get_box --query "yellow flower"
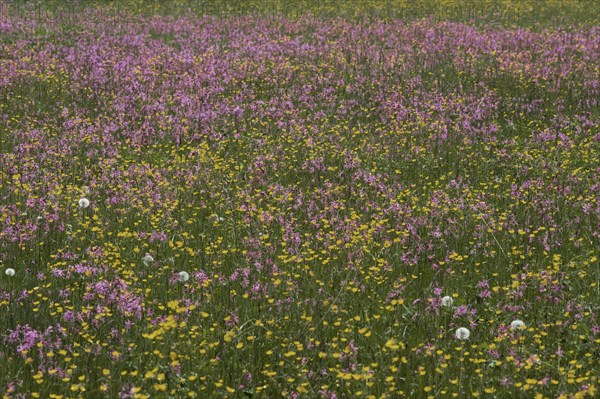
[153,383,167,391]
[385,338,404,350]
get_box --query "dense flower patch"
[1,7,599,398]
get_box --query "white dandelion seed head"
[5,268,15,277]
[210,214,224,222]
[455,327,470,340]
[142,253,154,266]
[441,295,454,307]
[78,198,90,209]
[510,319,526,330]
[178,271,190,282]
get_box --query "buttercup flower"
[78,198,90,209]
[455,327,470,340]
[5,268,15,276]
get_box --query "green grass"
[3,0,600,27]
[0,1,599,398]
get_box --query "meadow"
[1,1,599,398]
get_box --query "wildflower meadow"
[1,1,599,398]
